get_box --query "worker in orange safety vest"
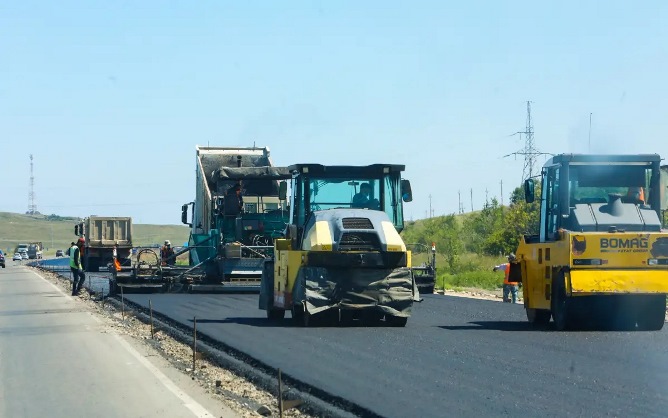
[493,253,519,303]
[627,186,645,204]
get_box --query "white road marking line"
[112,333,216,418]
[32,266,217,418]
[31,268,72,299]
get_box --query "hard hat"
[165,240,171,245]
[77,237,85,243]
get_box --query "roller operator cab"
[517,154,668,330]
[259,164,417,327]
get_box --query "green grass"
[0,212,190,256]
[409,248,508,291]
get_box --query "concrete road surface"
[0,266,237,418]
[124,292,668,418]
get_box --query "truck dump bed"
[86,217,132,247]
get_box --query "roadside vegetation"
[402,183,541,291]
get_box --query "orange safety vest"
[502,263,519,285]
[627,187,645,203]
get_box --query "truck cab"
[517,154,668,330]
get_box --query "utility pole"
[458,190,464,214]
[504,101,552,183]
[470,188,473,212]
[485,188,489,207]
[429,194,432,218]
[27,154,37,215]
[500,180,504,206]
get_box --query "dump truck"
[259,164,419,327]
[27,242,43,259]
[74,216,133,272]
[515,154,668,330]
[180,146,291,292]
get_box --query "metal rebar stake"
[120,285,125,321]
[149,299,154,339]
[278,368,284,418]
[192,316,197,377]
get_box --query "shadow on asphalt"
[187,317,293,327]
[438,321,551,332]
[188,317,394,328]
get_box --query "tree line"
[402,182,541,275]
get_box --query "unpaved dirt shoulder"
[35,268,316,418]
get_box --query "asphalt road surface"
[123,292,668,417]
[0,265,236,418]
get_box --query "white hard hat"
[165,240,171,245]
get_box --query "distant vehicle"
[20,251,29,260]
[0,250,5,268]
[16,244,29,254]
[55,249,64,257]
[27,242,43,259]
[13,253,22,261]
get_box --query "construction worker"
[112,244,121,272]
[627,186,645,204]
[69,241,86,296]
[161,240,175,266]
[352,183,380,209]
[224,182,244,214]
[76,237,86,270]
[493,253,519,303]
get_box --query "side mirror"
[524,179,535,203]
[181,204,191,226]
[74,225,79,236]
[279,181,287,201]
[401,179,413,202]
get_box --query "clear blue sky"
[2,1,667,224]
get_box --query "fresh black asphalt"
[123,292,668,418]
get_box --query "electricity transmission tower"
[27,154,38,215]
[504,101,552,182]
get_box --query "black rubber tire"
[386,315,408,327]
[551,272,571,331]
[86,257,100,273]
[636,295,666,331]
[291,303,305,325]
[526,308,551,326]
[267,308,286,320]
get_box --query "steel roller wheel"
[636,295,666,331]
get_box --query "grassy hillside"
[402,213,508,291]
[0,212,189,256]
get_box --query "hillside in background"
[400,183,541,290]
[0,212,189,255]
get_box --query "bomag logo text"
[600,238,649,249]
